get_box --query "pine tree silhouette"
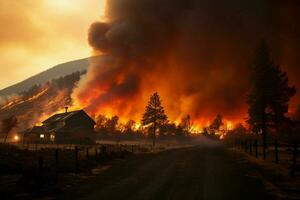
[247,41,296,159]
[142,92,168,147]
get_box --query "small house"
[24,109,96,144]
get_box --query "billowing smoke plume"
[73,0,300,126]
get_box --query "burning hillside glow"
[0,85,72,131]
[71,0,261,128]
[0,87,50,111]
[71,0,300,130]
[2,0,297,133]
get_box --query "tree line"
[227,41,299,156]
[95,92,195,146]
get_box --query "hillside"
[0,58,89,97]
[0,71,85,132]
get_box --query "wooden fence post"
[75,146,79,174]
[95,147,98,159]
[291,142,298,177]
[86,147,89,159]
[38,156,43,189]
[263,140,267,160]
[274,140,279,164]
[101,145,107,155]
[55,149,59,183]
[249,140,252,155]
[255,139,258,158]
[241,140,243,151]
[107,145,110,154]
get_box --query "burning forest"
[1,1,300,199]
[0,72,84,133]
[1,0,300,139]
[70,0,300,134]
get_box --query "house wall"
[23,132,53,144]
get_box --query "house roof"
[42,110,95,125]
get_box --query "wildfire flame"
[5,0,299,136]
[68,1,257,132]
[0,87,49,111]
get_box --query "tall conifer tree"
[247,41,296,159]
[142,92,168,147]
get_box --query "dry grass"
[229,148,300,199]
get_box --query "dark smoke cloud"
[73,0,300,124]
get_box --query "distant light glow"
[14,135,19,141]
[40,134,45,138]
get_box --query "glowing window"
[50,134,55,141]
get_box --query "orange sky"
[0,0,106,89]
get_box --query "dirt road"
[58,145,273,200]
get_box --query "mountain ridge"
[0,57,90,97]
